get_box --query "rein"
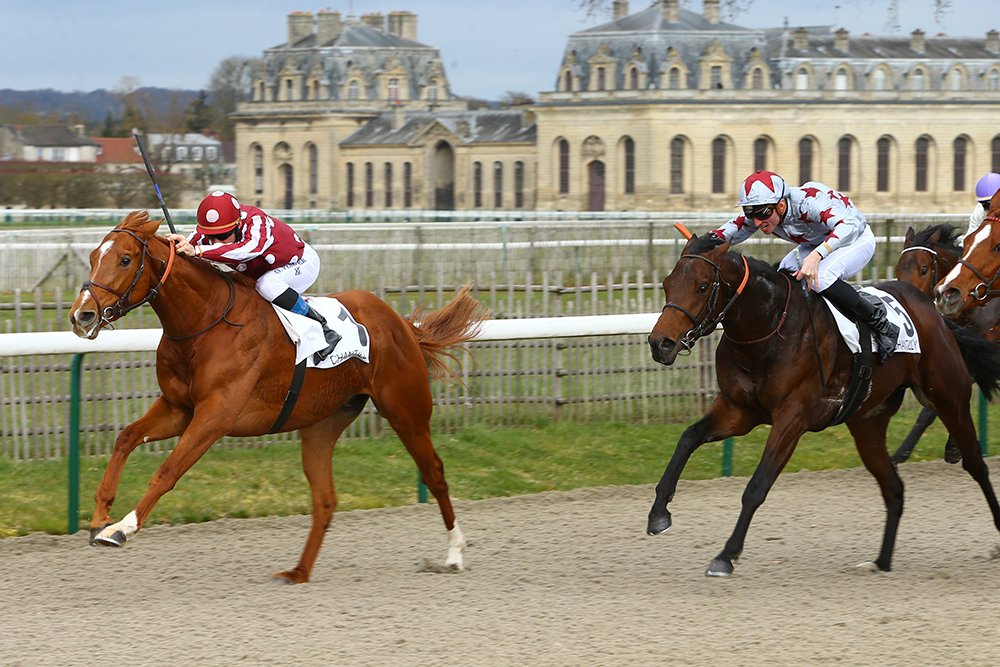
[722,271,792,345]
[663,253,750,354]
[80,229,176,332]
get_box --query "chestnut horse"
[936,188,1000,318]
[69,210,489,583]
[892,224,1000,463]
[646,233,1000,577]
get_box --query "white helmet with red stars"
[737,170,789,207]
[196,191,242,236]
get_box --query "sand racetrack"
[2,458,999,666]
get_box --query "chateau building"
[234,2,1000,213]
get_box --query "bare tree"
[209,56,260,142]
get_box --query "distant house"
[145,132,234,187]
[0,124,100,162]
[93,137,145,174]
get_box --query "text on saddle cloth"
[272,297,371,369]
[822,287,920,355]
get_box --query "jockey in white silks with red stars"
[709,170,899,364]
[166,191,340,362]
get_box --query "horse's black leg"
[706,421,802,577]
[647,400,759,536]
[847,415,904,572]
[890,406,937,464]
[943,436,962,464]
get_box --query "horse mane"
[912,224,962,253]
[687,233,780,282]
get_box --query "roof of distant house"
[4,124,99,147]
[93,137,144,165]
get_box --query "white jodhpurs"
[777,226,875,293]
[255,243,321,301]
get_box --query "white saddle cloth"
[822,286,921,355]
[272,297,371,369]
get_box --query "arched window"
[795,68,809,90]
[915,137,930,192]
[596,67,606,91]
[834,68,849,91]
[403,162,413,208]
[911,70,925,91]
[877,137,891,192]
[473,161,483,208]
[308,144,318,196]
[710,65,722,89]
[752,68,764,90]
[949,69,963,92]
[428,80,439,102]
[623,136,635,195]
[563,70,573,92]
[493,162,503,208]
[837,137,852,191]
[711,138,726,194]
[953,137,967,191]
[253,145,264,194]
[387,78,399,102]
[669,67,681,90]
[364,162,374,207]
[558,139,570,195]
[629,67,639,90]
[753,138,768,171]
[384,162,393,207]
[798,137,814,183]
[670,137,684,194]
[989,69,1000,92]
[514,161,525,208]
[348,80,360,100]
[346,162,355,207]
[872,69,887,91]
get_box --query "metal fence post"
[68,353,84,534]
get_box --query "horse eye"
[698,283,709,294]
[920,266,928,275]
[119,256,131,267]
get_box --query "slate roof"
[284,21,429,49]
[6,124,99,147]
[341,110,536,146]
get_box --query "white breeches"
[777,226,875,293]
[255,243,321,301]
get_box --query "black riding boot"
[820,279,899,365]
[273,288,342,363]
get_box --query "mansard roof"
[340,110,536,146]
[580,2,749,34]
[280,20,429,50]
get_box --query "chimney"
[73,124,85,137]
[910,29,926,54]
[613,0,628,20]
[835,28,849,52]
[661,0,679,24]
[703,0,720,25]
[287,11,313,47]
[361,12,385,31]
[387,11,418,41]
[793,27,808,50]
[987,29,1000,54]
[316,10,342,45]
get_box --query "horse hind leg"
[371,375,464,571]
[272,394,368,585]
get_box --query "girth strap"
[828,323,874,427]
[268,359,308,434]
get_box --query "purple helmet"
[974,172,1000,199]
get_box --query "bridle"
[80,229,175,335]
[662,252,750,354]
[898,244,940,294]
[955,215,1000,302]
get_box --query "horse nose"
[934,285,961,314]
[647,333,676,363]
[71,308,96,329]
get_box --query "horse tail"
[409,285,491,380]
[947,319,1000,400]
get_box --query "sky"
[1,0,994,100]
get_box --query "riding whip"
[133,132,177,234]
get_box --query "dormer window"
[563,70,573,91]
[348,80,360,100]
[388,78,399,102]
[597,67,606,91]
[669,67,681,89]
[629,67,639,90]
[710,66,722,89]
[911,69,925,91]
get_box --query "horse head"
[648,233,736,366]
[935,189,1000,318]
[894,224,961,297]
[70,210,171,339]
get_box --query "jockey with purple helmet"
[960,173,1000,244]
[710,170,899,364]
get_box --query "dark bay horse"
[69,210,489,583]
[892,224,1000,463]
[936,188,1000,318]
[646,233,1000,577]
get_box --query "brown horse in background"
[69,210,489,583]
[936,188,1000,319]
[892,224,1000,464]
[646,233,1000,577]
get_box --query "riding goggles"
[980,199,991,210]
[742,204,775,221]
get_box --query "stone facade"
[234,3,1000,213]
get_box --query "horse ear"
[928,227,942,243]
[904,227,915,244]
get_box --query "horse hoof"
[646,513,672,536]
[88,523,113,546]
[943,447,962,464]
[92,530,127,548]
[270,570,307,584]
[855,561,888,573]
[705,557,734,577]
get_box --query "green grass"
[1,406,993,537]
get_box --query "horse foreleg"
[848,412,904,572]
[707,415,804,577]
[889,405,937,464]
[934,404,1000,534]
[648,398,758,536]
[92,413,231,548]
[89,397,190,543]
[272,396,367,584]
